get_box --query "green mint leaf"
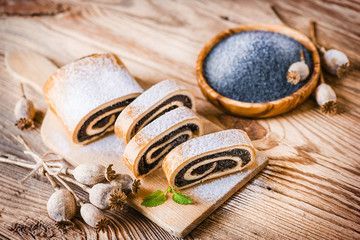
[165,186,173,193]
[172,190,194,205]
[141,190,166,207]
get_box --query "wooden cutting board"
[7,50,268,238]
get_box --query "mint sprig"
[141,186,193,207]
[171,190,194,205]
[141,190,167,207]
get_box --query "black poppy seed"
[203,31,314,103]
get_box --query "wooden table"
[1,0,359,239]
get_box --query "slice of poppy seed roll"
[43,53,143,145]
[115,79,196,143]
[123,107,203,178]
[163,129,256,190]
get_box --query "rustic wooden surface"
[0,0,359,239]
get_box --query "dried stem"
[54,174,83,205]
[271,5,288,27]
[24,151,54,173]
[309,20,317,44]
[20,83,26,99]
[0,156,35,169]
[17,135,83,204]
[300,50,305,62]
[42,153,68,169]
[42,152,62,161]
[19,162,43,184]
[18,136,54,173]
[60,174,90,192]
[45,172,60,191]
[319,69,325,84]
[309,20,325,54]
[16,137,64,169]
[45,160,66,169]
[0,155,64,172]
[0,154,31,164]
[63,168,73,175]
[17,136,34,154]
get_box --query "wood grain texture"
[1,0,360,239]
[196,23,320,118]
[5,50,58,94]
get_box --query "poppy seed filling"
[130,95,192,139]
[174,149,251,187]
[138,123,199,176]
[77,98,135,142]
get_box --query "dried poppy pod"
[88,183,127,210]
[110,174,141,195]
[47,189,77,222]
[80,203,110,232]
[14,84,35,130]
[62,162,116,185]
[88,183,114,210]
[314,70,337,115]
[309,21,351,79]
[109,188,127,210]
[287,50,309,85]
[60,174,127,211]
[322,49,351,78]
[315,82,337,114]
[110,174,133,195]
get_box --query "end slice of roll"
[43,53,143,144]
[123,107,203,178]
[163,129,256,190]
[115,79,196,143]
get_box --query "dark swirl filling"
[138,123,199,176]
[77,98,136,143]
[174,149,251,187]
[130,95,192,139]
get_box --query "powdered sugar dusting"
[41,110,129,173]
[81,134,126,159]
[47,54,143,132]
[140,106,201,140]
[121,79,190,117]
[185,167,253,202]
[42,112,72,154]
[175,129,253,161]
[184,151,266,202]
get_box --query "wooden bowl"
[196,23,320,118]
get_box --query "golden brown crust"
[43,70,71,136]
